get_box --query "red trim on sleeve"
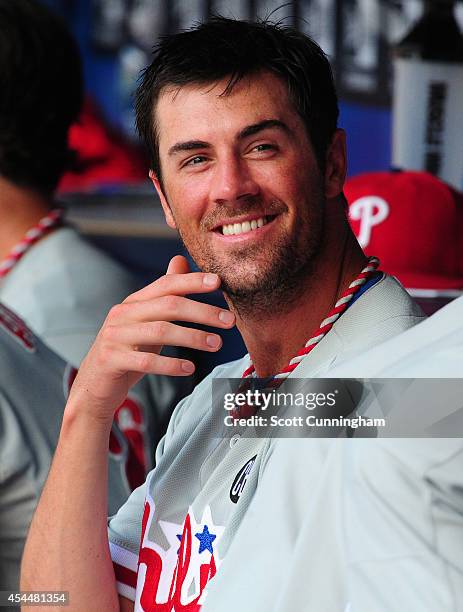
[113,562,138,589]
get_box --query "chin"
[216,264,266,292]
[220,272,274,300]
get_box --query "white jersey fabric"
[0,225,143,367]
[0,304,154,596]
[108,274,424,610]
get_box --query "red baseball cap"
[345,170,463,295]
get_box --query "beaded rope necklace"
[230,256,380,419]
[0,208,64,278]
[242,256,380,381]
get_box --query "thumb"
[166,255,191,275]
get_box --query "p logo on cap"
[349,196,390,248]
[345,170,463,295]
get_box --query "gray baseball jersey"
[0,304,154,595]
[204,297,463,611]
[108,273,424,609]
[0,225,140,366]
[327,293,463,378]
[206,438,463,612]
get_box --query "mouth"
[214,214,278,236]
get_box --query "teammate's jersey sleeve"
[0,392,39,592]
[0,307,65,594]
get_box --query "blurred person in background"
[0,302,156,603]
[0,1,192,594]
[0,0,144,366]
[0,0,191,457]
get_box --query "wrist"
[62,394,115,435]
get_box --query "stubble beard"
[175,194,326,319]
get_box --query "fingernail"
[219,310,234,324]
[181,361,195,373]
[206,334,220,348]
[203,273,219,287]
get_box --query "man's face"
[152,71,335,311]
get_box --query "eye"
[253,143,275,152]
[247,142,279,158]
[183,155,208,168]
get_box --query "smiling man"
[153,76,326,321]
[22,18,424,611]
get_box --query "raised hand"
[68,255,235,423]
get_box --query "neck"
[229,208,367,377]
[0,176,52,261]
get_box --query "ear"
[149,169,177,229]
[324,129,347,200]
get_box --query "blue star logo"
[195,525,216,554]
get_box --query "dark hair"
[136,16,339,180]
[0,0,83,194]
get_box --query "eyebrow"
[168,140,210,156]
[238,119,290,139]
[167,119,290,157]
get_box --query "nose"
[209,155,260,204]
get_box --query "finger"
[107,296,235,328]
[123,271,221,303]
[110,349,195,376]
[103,321,223,353]
[166,255,191,275]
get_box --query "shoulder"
[0,227,141,361]
[345,273,424,327]
[40,227,138,288]
[335,295,463,377]
[295,274,426,376]
[332,273,425,350]
[8,226,137,290]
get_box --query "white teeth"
[221,216,268,235]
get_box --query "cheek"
[268,152,319,199]
[275,172,310,207]
[165,178,210,226]
[249,164,294,204]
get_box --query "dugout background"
[35,0,463,372]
